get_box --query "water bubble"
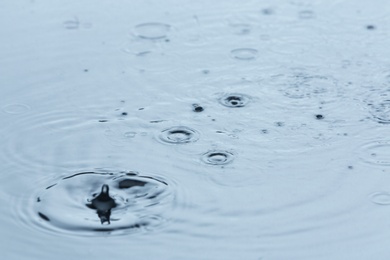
[370,192,390,205]
[219,94,250,108]
[358,141,390,166]
[201,150,234,165]
[31,171,173,236]
[365,90,390,124]
[2,104,30,114]
[230,48,258,60]
[134,23,171,40]
[158,126,200,144]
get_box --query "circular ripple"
[134,22,171,40]
[219,93,250,108]
[359,141,390,166]
[365,89,390,124]
[2,103,31,114]
[201,150,234,165]
[30,171,173,236]
[370,192,390,205]
[230,48,258,60]
[158,126,200,144]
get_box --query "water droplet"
[370,192,390,205]
[158,126,200,144]
[192,104,204,112]
[201,150,234,165]
[134,23,171,40]
[219,94,251,108]
[359,141,390,166]
[230,48,258,60]
[86,184,117,224]
[2,104,30,114]
[31,171,172,235]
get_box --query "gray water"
[1,0,390,259]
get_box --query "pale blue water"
[1,0,390,259]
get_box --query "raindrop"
[2,104,31,114]
[201,150,234,165]
[158,126,200,144]
[219,94,250,108]
[86,184,117,224]
[192,104,204,112]
[31,171,172,235]
[134,22,171,40]
[230,48,258,60]
[370,192,390,205]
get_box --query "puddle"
[1,0,390,259]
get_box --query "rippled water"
[2,0,390,259]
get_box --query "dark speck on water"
[192,104,204,112]
[38,212,50,221]
[121,112,128,116]
[366,25,376,30]
[316,114,324,120]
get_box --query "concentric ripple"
[369,192,390,205]
[201,150,234,165]
[2,103,31,114]
[134,22,171,40]
[219,93,251,108]
[158,126,200,144]
[358,140,390,166]
[365,89,390,124]
[30,171,173,236]
[230,48,258,60]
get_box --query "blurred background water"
[1,0,390,259]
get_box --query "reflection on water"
[1,0,390,259]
